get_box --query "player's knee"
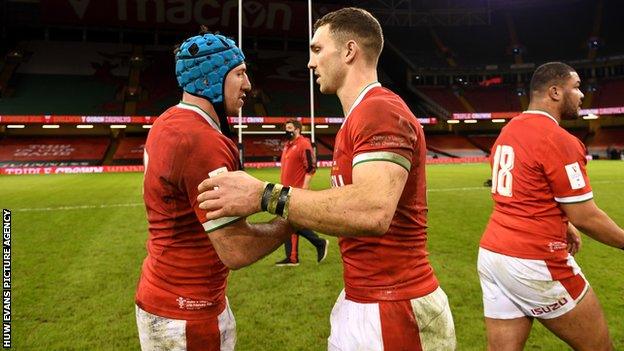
[487,338,525,351]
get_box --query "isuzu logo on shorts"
[530,297,568,316]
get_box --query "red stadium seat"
[113,137,146,161]
[425,134,487,157]
[0,136,110,165]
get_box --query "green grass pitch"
[2,161,623,350]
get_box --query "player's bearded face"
[560,72,584,120]
[285,123,297,139]
[223,63,251,115]
[561,93,578,120]
[308,25,345,94]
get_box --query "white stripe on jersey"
[202,216,241,233]
[554,191,593,203]
[342,82,382,127]
[352,151,411,171]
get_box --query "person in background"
[275,119,329,266]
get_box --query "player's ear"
[548,85,562,102]
[344,40,357,64]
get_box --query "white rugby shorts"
[477,247,589,320]
[328,287,456,351]
[136,299,236,351]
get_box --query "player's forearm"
[213,218,292,269]
[287,185,393,237]
[302,174,313,190]
[572,209,624,249]
[241,218,293,266]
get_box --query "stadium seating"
[1,41,128,114]
[0,136,110,166]
[134,50,180,115]
[586,128,624,158]
[600,1,624,56]
[418,87,468,113]
[383,27,447,68]
[425,134,487,157]
[433,19,510,67]
[591,128,624,147]
[511,3,592,63]
[569,129,589,143]
[0,134,336,166]
[466,135,498,153]
[593,79,624,108]
[112,136,145,164]
[3,74,119,114]
[314,137,334,160]
[253,85,339,117]
[462,86,522,112]
[241,136,283,161]
[388,2,615,68]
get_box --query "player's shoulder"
[352,88,412,123]
[505,113,560,138]
[297,135,312,147]
[149,108,186,144]
[358,87,401,109]
[152,106,232,153]
[161,105,214,126]
[553,124,580,141]
[525,118,584,158]
[161,106,222,135]
[540,120,583,150]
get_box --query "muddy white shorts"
[477,247,589,320]
[135,299,236,351]
[327,287,456,351]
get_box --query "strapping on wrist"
[260,182,292,219]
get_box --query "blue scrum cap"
[175,33,245,104]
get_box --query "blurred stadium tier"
[0,136,110,166]
[1,0,624,169]
[112,136,146,165]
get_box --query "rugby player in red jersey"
[479,62,624,351]
[197,8,456,350]
[136,30,292,350]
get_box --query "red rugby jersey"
[480,110,593,260]
[136,102,241,320]
[331,83,439,302]
[280,135,316,188]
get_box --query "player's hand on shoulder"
[197,171,264,219]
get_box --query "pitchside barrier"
[0,157,490,175]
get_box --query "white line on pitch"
[592,180,624,185]
[427,186,484,192]
[14,203,143,212]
